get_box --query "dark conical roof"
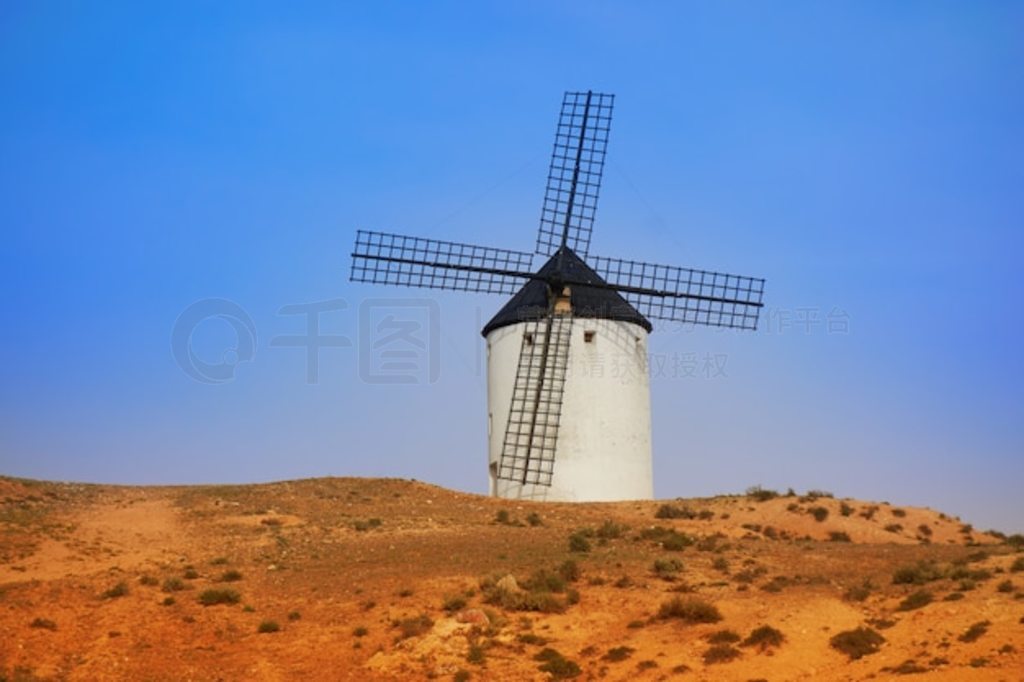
[481,247,652,337]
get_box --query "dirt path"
[1,495,187,583]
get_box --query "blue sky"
[1,3,1021,531]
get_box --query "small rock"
[456,609,490,626]
[496,574,521,593]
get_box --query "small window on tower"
[524,332,534,346]
[584,330,596,343]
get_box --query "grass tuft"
[656,596,722,623]
[957,620,990,643]
[534,648,581,678]
[703,644,741,664]
[198,588,240,606]
[741,625,785,649]
[745,486,779,502]
[830,627,885,660]
[602,646,635,662]
[896,590,933,612]
[102,582,129,599]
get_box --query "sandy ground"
[1,476,1021,681]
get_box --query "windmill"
[351,91,765,502]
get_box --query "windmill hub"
[351,91,765,502]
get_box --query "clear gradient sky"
[1,3,1021,531]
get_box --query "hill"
[1,476,1021,680]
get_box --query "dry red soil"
[1,476,1022,681]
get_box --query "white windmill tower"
[351,91,765,502]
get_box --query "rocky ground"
[1,476,1022,681]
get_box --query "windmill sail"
[496,313,573,487]
[536,91,613,260]
[590,254,766,330]
[351,230,535,295]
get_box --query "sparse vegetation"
[639,525,694,550]
[8,476,1020,680]
[443,594,468,612]
[595,519,627,540]
[557,559,580,583]
[162,578,185,593]
[568,532,591,554]
[885,523,903,533]
[526,512,543,527]
[891,508,906,517]
[897,590,933,611]
[707,629,741,644]
[830,627,885,660]
[219,569,243,582]
[958,620,990,643]
[353,518,382,532]
[655,504,695,519]
[30,617,57,630]
[602,646,635,662]
[395,614,433,640]
[257,620,280,633]
[746,486,779,502]
[892,562,945,585]
[703,644,741,664]
[480,569,573,614]
[656,596,722,623]
[844,581,873,602]
[742,625,785,649]
[198,588,240,606]
[653,558,683,579]
[889,660,927,674]
[466,643,485,665]
[534,648,581,679]
[808,506,829,522]
[517,632,548,645]
[102,582,129,599]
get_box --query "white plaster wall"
[485,318,653,502]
